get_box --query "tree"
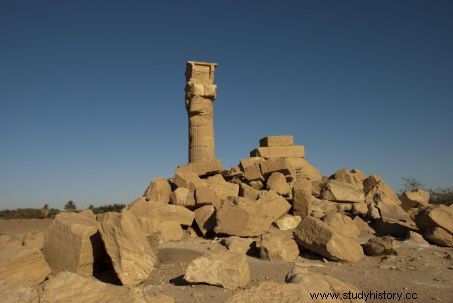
[64,200,77,212]
[399,177,424,194]
[88,204,94,210]
[41,203,49,218]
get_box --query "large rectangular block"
[250,145,305,159]
[176,160,222,177]
[259,136,294,147]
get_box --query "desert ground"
[0,218,452,303]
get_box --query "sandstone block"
[273,214,302,230]
[207,174,239,200]
[194,205,216,236]
[321,179,365,203]
[322,212,360,238]
[260,231,299,261]
[362,236,396,256]
[292,179,313,218]
[43,213,100,278]
[195,187,220,207]
[259,157,293,177]
[286,158,322,181]
[330,168,364,189]
[173,171,208,191]
[400,189,430,211]
[239,182,260,200]
[414,205,453,247]
[310,198,353,218]
[239,157,265,170]
[176,159,222,176]
[266,172,291,195]
[224,236,255,254]
[184,251,250,289]
[259,135,294,147]
[143,178,171,203]
[98,211,157,286]
[250,145,305,158]
[0,281,39,303]
[225,282,306,303]
[169,187,190,207]
[243,163,264,182]
[363,175,383,194]
[21,231,44,249]
[293,216,364,262]
[156,221,184,243]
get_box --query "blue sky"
[1,0,452,209]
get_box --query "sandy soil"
[1,219,452,303]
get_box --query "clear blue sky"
[1,0,452,210]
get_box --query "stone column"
[185,61,218,163]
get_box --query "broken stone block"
[259,157,293,177]
[286,158,322,181]
[403,231,430,248]
[215,192,290,237]
[321,179,365,203]
[250,145,305,158]
[413,205,453,247]
[43,213,101,278]
[285,267,365,301]
[156,221,184,243]
[260,231,299,261]
[239,182,260,200]
[363,175,382,194]
[352,216,375,234]
[184,251,250,289]
[330,168,364,189]
[176,159,222,177]
[194,205,216,236]
[0,281,39,303]
[127,197,194,228]
[195,187,220,207]
[224,236,255,254]
[173,171,208,191]
[310,198,353,218]
[143,177,172,203]
[206,174,239,200]
[259,135,294,147]
[98,211,157,286]
[292,179,313,218]
[266,172,291,195]
[273,214,302,230]
[239,157,265,170]
[243,163,264,182]
[249,180,264,190]
[0,243,51,287]
[293,216,364,262]
[169,187,190,207]
[322,212,360,238]
[21,231,44,249]
[400,189,430,211]
[362,236,396,256]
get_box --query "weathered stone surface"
[286,267,365,303]
[260,157,293,177]
[38,271,174,303]
[21,231,44,249]
[239,157,266,170]
[352,216,374,234]
[400,189,430,211]
[260,231,299,261]
[251,145,305,158]
[322,213,360,238]
[184,251,250,289]
[403,231,430,248]
[243,163,264,182]
[321,180,365,203]
[0,234,11,246]
[0,244,51,286]
[225,282,305,303]
[293,216,364,262]
[239,182,260,200]
[414,205,453,247]
[207,174,239,200]
[286,158,322,181]
[366,183,411,224]
[362,236,396,256]
[79,209,96,219]
[310,198,353,218]
[98,211,157,286]
[156,221,184,243]
[249,180,264,190]
[292,179,313,218]
[215,191,290,237]
[0,281,39,303]
[173,171,208,191]
[259,135,294,147]
[127,197,194,228]
[330,168,364,189]
[43,213,100,278]
[274,214,302,230]
[176,159,222,176]
[194,205,216,236]
[195,187,220,207]
[170,187,191,207]
[224,236,255,254]
[266,172,290,195]
[363,175,382,194]
[144,178,171,203]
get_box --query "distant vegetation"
[0,202,126,219]
[400,177,453,205]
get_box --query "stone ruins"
[1,61,452,302]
